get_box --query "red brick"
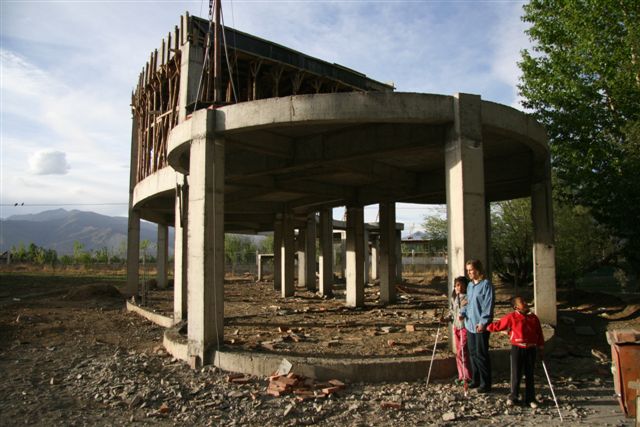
[322,386,340,395]
[328,379,345,389]
[227,373,245,382]
[381,401,402,410]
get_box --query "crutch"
[460,334,469,396]
[542,360,563,421]
[426,326,441,388]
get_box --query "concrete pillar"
[186,130,225,366]
[364,227,370,282]
[126,210,140,297]
[156,223,169,289]
[345,206,365,307]
[395,230,403,283]
[178,41,204,122]
[174,178,188,321]
[305,213,317,291]
[318,208,333,296]
[370,237,379,281]
[126,110,140,297]
[445,93,487,297]
[281,213,295,297]
[297,228,306,287]
[340,233,346,279]
[257,254,263,281]
[273,218,283,291]
[379,202,397,304]
[532,159,557,326]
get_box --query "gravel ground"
[0,270,637,426]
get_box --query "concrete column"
[318,208,333,297]
[370,237,379,281]
[340,233,346,279]
[186,129,225,366]
[156,223,169,289]
[173,178,188,321]
[379,202,397,304]
[126,210,141,297]
[445,93,487,297]
[532,160,557,326]
[305,212,317,291]
[364,227,370,283]
[178,41,204,122]
[126,110,140,297]
[273,218,283,291]
[345,206,365,307]
[281,213,295,297]
[297,228,307,288]
[395,230,403,283]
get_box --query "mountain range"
[0,209,164,256]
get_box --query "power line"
[1,203,128,207]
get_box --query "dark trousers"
[510,345,537,403]
[467,330,491,389]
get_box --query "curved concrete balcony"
[165,92,548,233]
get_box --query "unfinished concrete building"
[127,12,556,374]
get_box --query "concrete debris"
[7,331,621,426]
[442,411,456,421]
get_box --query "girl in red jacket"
[487,296,544,408]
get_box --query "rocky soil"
[0,268,638,426]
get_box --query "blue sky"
[0,0,531,231]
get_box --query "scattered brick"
[328,379,345,389]
[322,386,340,395]
[380,401,402,410]
[227,373,245,382]
[405,324,416,332]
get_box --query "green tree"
[491,199,533,286]
[519,0,640,271]
[225,234,257,273]
[422,215,447,242]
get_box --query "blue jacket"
[462,278,494,333]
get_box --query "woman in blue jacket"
[460,259,495,393]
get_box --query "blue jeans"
[467,330,492,389]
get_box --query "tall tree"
[519,0,640,270]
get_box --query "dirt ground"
[1,266,639,426]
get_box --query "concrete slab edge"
[126,300,177,328]
[161,323,555,382]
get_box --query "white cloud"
[28,150,70,175]
[0,1,534,224]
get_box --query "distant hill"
[0,209,166,256]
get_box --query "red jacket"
[487,310,544,348]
